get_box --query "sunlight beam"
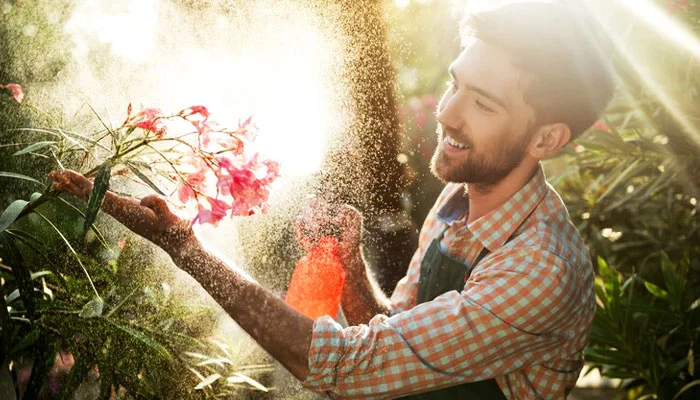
[613,0,700,61]
[583,0,700,149]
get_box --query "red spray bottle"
[285,236,345,319]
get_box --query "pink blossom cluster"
[1,83,24,103]
[123,105,280,226]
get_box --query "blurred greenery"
[552,1,700,398]
[0,2,271,399]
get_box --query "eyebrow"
[449,66,509,109]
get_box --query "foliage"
[0,2,275,398]
[586,256,699,399]
[385,0,461,224]
[0,187,271,398]
[551,1,700,398]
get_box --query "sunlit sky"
[63,0,342,178]
[58,0,700,182]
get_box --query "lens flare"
[582,0,700,148]
[62,0,342,177]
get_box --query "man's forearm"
[170,241,314,380]
[341,250,392,326]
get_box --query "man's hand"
[49,170,196,255]
[295,197,391,324]
[294,196,363,266]
[50,169,315,381]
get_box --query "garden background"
[0,0,698,399]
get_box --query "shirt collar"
[436,165,548,251]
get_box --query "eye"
[475,99,495,113]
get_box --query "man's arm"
[296,202,391,325]
[303,250,584,399]
[339,246,391,325]
[50,171,313,380]
[169,240,314,380]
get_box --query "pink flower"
[193,196,231,225]
[230,116,256,141]
[593,121,611,133]
[179,105,213,144]
[179,105,210,119]
[1,83,24,103]
[177,163,208,203]
[664,0,688,11]
[216,155,278,216]
[422,94,437,108]
[415,111,427,129]
[262,160,280,183]
[126,108,167,137]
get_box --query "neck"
[465,159,539,224]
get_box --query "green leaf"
[29,192,42,203]
[10,328,40,354]
[13,141,56,156]
[5,289,19,303]
[644,281,670,301]
[4,230,52,268]
[105,319,172,361]
[688,348,695,376]
[228,373,268,392]
[125,161,166,195]
[30,271,52,280]
[0,172,42,186]
[1,234,36,319]
[79,297,103,318]
[55,127,110,151]
[86,103,112,130]
[195,373,221,390]
[83,160,111,235]
[598,257,621,319]
[52,196,109,249]
[33,211,100,298]
[598,367,636,380]
[672,379,700,400]
[660,252,682,308]
[598,159,642,206]
[687,297,700,313]
[0,200,29,232]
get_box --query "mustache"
[437,123,472,147]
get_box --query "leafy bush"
[552,1,700,398]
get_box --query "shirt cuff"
[302,315,346,393]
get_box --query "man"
[50,1,615,398]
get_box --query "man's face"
[430,39,537,185]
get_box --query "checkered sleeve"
[301,248,580,399]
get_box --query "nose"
[435,92,463,132]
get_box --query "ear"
[527,123,571,160]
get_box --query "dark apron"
[398,229,508,400]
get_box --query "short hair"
[461,1,616,139]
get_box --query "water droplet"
[23,24,38,37]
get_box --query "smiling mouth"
[443,136,470,150]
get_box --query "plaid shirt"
[302,165,595,399]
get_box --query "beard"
[430,125,532,186]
